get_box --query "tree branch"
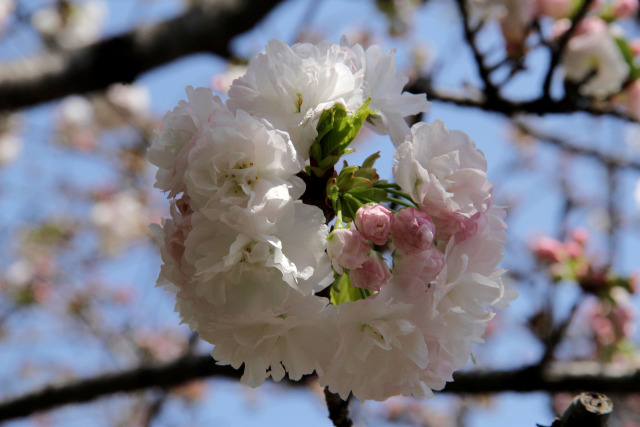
[0,0,284,112]
[541,0,594,99]
[2,353,640,422]
[454,0,499,100]
[324,387,353,427]
[550,392,613,427]
[408,78,640,124]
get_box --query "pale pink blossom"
[349,252,391,291]
[211,64,248,95]
[565,240,583,258]
[183,101,303,213]
[326,228,371,274]
[614,0,639,18]
[560,17,629,98]
[92,83,151,129]
[498,0,537,56]
[571,227,589,245]
[148,87,221,198]
[150,202,194,291]
[31,0,106,49]
[319,296,432,400]
[393,121,492,242]
[227,39,364,157]
[532,236,566,263]
[90,190,151,254]
[345,41,432,146]
[184,204,332,298]
[355,204,393,245]
[393,246,445,286]
[391,208,436,254]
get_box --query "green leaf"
[341,196,361,222]
[347,186,389,203]
[310,98,374,176]
[361,151,381,169]
[615,37,640,81]
[354,166,379,181]
[326,176,339,207]
[330,272,373,305]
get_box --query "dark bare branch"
[550,392,613,427]
[324,387,353,427]
[408,77,640,124]
[0,0,284,112]
[2,353,640,423]
[541,0,594,99]
[454,0,499,100]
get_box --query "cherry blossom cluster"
[475,0,640,112]
[532,228,636,297]
[149,38,515,401]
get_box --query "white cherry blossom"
[184,103,304,214]
[227,39,364,157]
[560,17,629,98]
[347,42,432,147]
[147,87,224,197]
[393,120,492,241]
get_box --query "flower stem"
[387,197,416,208]
[343,193,364,208]
[385,188,414,201]
[335,198,344,229]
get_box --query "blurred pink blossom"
[614,0,639,18]
[531,236,566,263]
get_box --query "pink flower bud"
[349,252,391,292]
[166,213,192,265]
[391,208,436,254]
[570,227,589,245]
[614,0,638,18]
[355,204,394,245]
[574,16,608,38]
[326,228,370,274]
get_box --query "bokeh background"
[1,0,640,425]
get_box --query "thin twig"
[542,0,594,99]
[3,354,640,422]
[454,0,499,100]
[0,0,285,111]
[324,387,353,427]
